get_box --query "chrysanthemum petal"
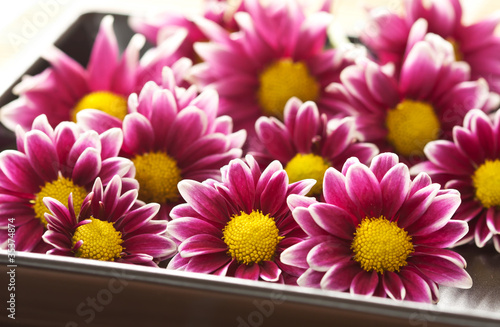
[72,148,101,186]
[320,258,362,291]
[297,268,324,288]
[25,130,59,181]
[122,113,154,154]
[399,268,432,303]
[409,255,472,289]
[350,270,379,296]
[178,234,227,257]
[123,234,176,258]
[260,261,281,282]
[309,203,356,240]
[168,217,222,241]
[346,164,383,218]
[14,220,44,252]
[185,252,231,274]
[306,240,352,272]
[413,220,468,248]
[382,271,405,301]
[0,150,43,193]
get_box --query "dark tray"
[0,11,499,327]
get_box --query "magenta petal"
[260,170,287,217]
[123,234,176,259]
[76,109,122,134]
[120,203,159,232]
[255,117,295,162]
[382,271,405,301]
[87,16,119,90]
[293,101,320,153]
[226,159,255,213]
[25,130,59,181]
[42,230,71,249]
[178,234,227,258]
[399,268,432,303]
[350,270,379,296]
[72,148,101,186]
[413,220,468,248]
[400,42,439,99]
[280,236,328,269]
[486,207,500,234]
[407,190,461,236]
[122,113,154,154]
[260,261,281,282]
[99,128,123,160]
[380,163,410,219]
[309,203,356,240]
[0,151,43,193]
[14,220,44,252]
[320,258,362,291]
[297,268,324,288]
[185,252,231,274]
[322,168,356,214]
[291,207,328,237]
[177,180,229,226]
[409,255,472,289]
[235,263,260,280]
[306,240,351,272]
[346,163,383,218]
[167,217,222,241]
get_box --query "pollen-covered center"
[257,59,320,119]
[132,151,182,204]
[472,159,500,208]
[222,210,284,265]
[351,217,414,273]
[72,217,123,261]
[33,176,87,227]
[72,91,128,122]
[386,99,441,157]
[285,153,329,196]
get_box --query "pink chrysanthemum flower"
[42,175,176,266]
[167,155,315,284]
[252,97,378,197]
[330,32,498,164]
[77,67,246,221]
[360,0,500,93]
[189,0,356,133]
[411,109,500,252]
[0,15,186,131]
[0,115,135,252]
[129,0,244,62]
[281,153,472,303]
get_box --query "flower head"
[167,155,315,284]
[77,67,246,220]
[331,32,498,164]
[189,0,357,134]
[42,175,176,266]
[129,0,244,61]
[0,15,186,131]
[281,153,472,303]
[0,115,135,252]
[361,0,500,93]
[411,109,500,252]
[252,97,378,196]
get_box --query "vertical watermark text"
[6,217,16,320]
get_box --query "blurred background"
[0,0,499,95]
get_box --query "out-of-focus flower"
[77,67,246,221]
[360,0,500,93]
[281,153,472,303]
[0,15,187,131]
[411,109,500,252]
[0,115,135,252]
[252,97,378,197]
[189,0,357,134]
[330,31,498,164]
[167,155,315,284]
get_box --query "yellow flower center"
[284,153,329,196]
[222,210,284,265]
[72,91,128,122]
[71,217,123,261]
[131,151,182,204]
[386,99,441,157]
[33,176,87,227]
[257,59,320,119]
[351,216,414,274]
[472,159,500,208]
[447,37,463,62]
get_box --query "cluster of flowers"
[2,0,500,304]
